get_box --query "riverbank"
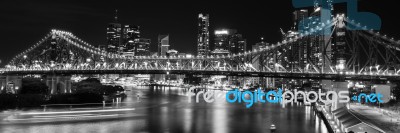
[314,104,334,133]
[349,103,400,133]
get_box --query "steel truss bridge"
[2,15,400,81]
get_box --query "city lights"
[0,1,399,133]
[215,30,229,35]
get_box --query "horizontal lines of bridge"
[1,69,399,81]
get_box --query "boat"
[270,124,277,132]
[0,108,143,125]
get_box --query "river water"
[0,86,328,133]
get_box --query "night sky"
[0,0,399,66]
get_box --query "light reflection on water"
[0,86,328,133]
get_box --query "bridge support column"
[46,76,51,93]
[53,76,59,94]
[0,75,22,94]
[65,79,72,93]
[60,76,72,93]
[46,75,54,94]
[259,77,267,88]
[46,75,72,94]
[0,76,6,94]
[266,77,275,88]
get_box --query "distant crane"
[280,28,287,39]
[280,28,286,36]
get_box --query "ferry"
[270,124,277,132]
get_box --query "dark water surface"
[0,86,328,133]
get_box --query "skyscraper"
[158,35,169,56]
[252,37,269,51]
[122,25,140,55]
[212,29,246,55]
[197,13,210,57]
[292,10,309,71]
[107,23,122,54]
[135,38,151,56]
[106,10,122,54]
[293,9,309,32]
[212,29,236,56]
[308,3,332,72]
[229,33,246,54]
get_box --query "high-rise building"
[213,29,236,56]
[197,13,210,56]
[98,45,107,52]
[107,23,122,54]
[135,38,151,56]
[252,37,269,51]
[287,10,310,72]
[122,25,140,55]
[212,29,246,55]
[308,4,332,72]
[229,33,247,54]
[158,35,169,56]
[250,37,275,88]
[106,10,122,54]
[293,9,309,32]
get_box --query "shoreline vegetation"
[0,78,126,110]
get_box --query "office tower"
[98,45,107,52]
[197,13,210,56]
[135,38,151,56]
[106,10,122,54]
[309,2,332,73]
[122,25,140,55]
[212,29,236,56]
[293,9,309,32]
[291,10,309,71]
[252,37,270,51]
[252,37,272,69]
[212,29,246,55]
[158,35,169,56]
[106,23,122,54]
[229,33,247,54]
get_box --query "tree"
[100,85,124,95]
[20,78,49,94]
[74,78,103,94]
[73,78,124,95]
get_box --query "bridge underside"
[1,70,398,81]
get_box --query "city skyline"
[2,1,400,133]
[0,0,398,65]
